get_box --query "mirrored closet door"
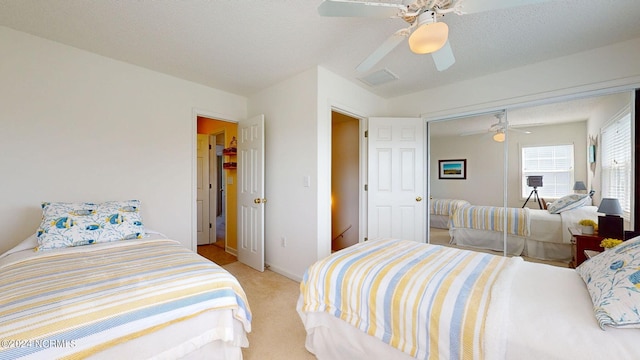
[427,90,634,265]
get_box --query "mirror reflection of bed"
[428,91,634,267]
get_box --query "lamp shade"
[597,198,622,215]
[492,131,505,142]
[408,20,448,54]
[573,181,587,191]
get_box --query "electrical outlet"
[281,236,287,247]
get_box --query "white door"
[196,134,211,245]
[237,114,265,271]
[367,117,425,242]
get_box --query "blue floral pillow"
[547,194,590,214]
[36,200,147,251]
[576,236,640,329]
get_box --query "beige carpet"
[222,262,315,360]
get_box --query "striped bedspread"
[299,239,519,360]
[430,199,470,216]
[0,239,251,359]
[451,206,530,237]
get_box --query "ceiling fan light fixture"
[408,15,448,54]
[493,131,506,143]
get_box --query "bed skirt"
[449,228,571,261]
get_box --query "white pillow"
[36,200,147,251]
[547,194,591,214]
[576,236,640,329]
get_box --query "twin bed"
[0,201,251,359]
[298,238,640,359]
[432,195,598,261]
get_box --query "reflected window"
[521,144,575,198]
[601,108,631,219]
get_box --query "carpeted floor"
[197,244,314,359]
[222,262,315,360]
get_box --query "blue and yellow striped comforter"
[430,199,470,216]
[451,205,530,237]
[299,239,518,360]
[0,239,251,359]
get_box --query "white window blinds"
[521,144,574,198]
[601,108,631,218]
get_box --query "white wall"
[247,66,385,280]
[430,122,587,208]
[0,26,247,253]
[388,38,640,118]
[247,68,319,280]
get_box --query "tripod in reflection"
[522,187,542,209]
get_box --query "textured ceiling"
[1,0,639,99]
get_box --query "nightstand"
[584,250,602,259]
[568,227,603,267]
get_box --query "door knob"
[416,196,423,202]
[254,198,267,204]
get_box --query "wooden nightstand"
[568,227,603,267]
[584,250,602,259]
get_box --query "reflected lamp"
[597,198,623,240]
[492,130,505,143]
[573,181,587,193]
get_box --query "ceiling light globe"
[408,22,449,54]
[493,132,506,142]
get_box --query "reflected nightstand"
[569,227,603,268]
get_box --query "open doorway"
[196,116,239,263]
[213,132,226,249]
[331,111,360,251]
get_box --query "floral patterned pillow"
[576,236,640,329]
[36,200,147,251]
[547,194,590,214]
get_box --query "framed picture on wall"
[589,144,596,163]
[439,159,466,180]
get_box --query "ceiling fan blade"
[457,0,551,14]
[432,40,455,71]
[510,128,532,134]
[318,0,405,18]
[356,31,406,72]
[459,129,489,137]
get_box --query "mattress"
[298,240,640,359]
[0,235,251,360]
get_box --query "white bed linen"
[429,214,450,229]
[298,259,640,360]
[450,206,598,260]
[0,235,248,360]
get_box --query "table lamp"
[597,198,623,240]
[573,181,587,194]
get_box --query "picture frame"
[439,159,466,180]
[588,144,596,164]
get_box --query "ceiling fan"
[460,113,531,142]
[318,0,550,73]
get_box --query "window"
[521,144,574,198]
[601,107,631,219]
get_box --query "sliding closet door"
[427,112,508,255]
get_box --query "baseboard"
[266,264,303,282]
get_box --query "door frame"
[191,108,239,251]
